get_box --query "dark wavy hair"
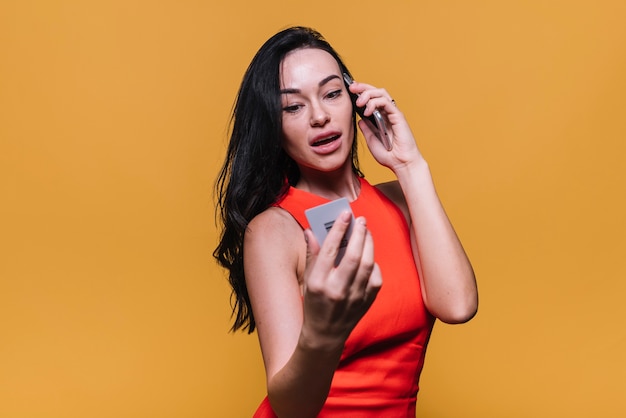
[214,26,363,333]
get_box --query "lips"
[312,135,340,146]
[310,131,341,147]
[308,131,343,155]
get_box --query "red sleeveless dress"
[253,177,435,417]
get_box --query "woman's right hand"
[244,209,382,418]
[299,212,383,351]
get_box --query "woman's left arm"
[349,81,478,323]
[390,160,478,323]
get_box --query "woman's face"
[279,48,354,175]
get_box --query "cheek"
[280,120,294,145]
[343,110,355,137]
[279,122,302,157]
[281,117,306,144]
[341,103,355,128]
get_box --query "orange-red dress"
[253,177,435,417]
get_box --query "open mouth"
[312,135,340,147]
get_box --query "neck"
[296,165,361,202]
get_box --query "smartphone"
[305,197,354,265]
[343,73,393,151]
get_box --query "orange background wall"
[1,1,625,417]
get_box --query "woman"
[215,26,478,418]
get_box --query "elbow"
[432,294,479,324]
[267,399,320,418]
[440,304,478,324]
[267,389,324,418]
[435,273,479,324]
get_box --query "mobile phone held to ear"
[343,73,393,151]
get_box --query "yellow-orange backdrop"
[1,1,625,417]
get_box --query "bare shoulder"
[244,206,306,283]
[244,207,304,255]
[244,207,307,377]
[246,206,304,244]
[375,180,410,223]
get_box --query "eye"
[326,89,342,100]
[283,104,302,114]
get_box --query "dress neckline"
[288,176,367,205]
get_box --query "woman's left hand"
[348,81,424,172]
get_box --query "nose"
[310,101,330,126]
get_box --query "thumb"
[303,229,320,287]
[304,228,320,270]
[358,119,386,154]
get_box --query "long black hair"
[214,26,362,333]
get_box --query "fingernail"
[340,211,352,222]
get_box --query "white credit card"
[304,197,354,265]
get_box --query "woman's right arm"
[244,208,381,418]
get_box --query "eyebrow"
[280,74,341,95]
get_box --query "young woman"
[214,26,478,418]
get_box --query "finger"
[358,119,386,152]
[361,96,397,118]
[326,215,368,294]
[303,228,323,290]
[349,227,376,297]
[317,210,353,270]
[346,80,373,96]
[363,263,383,306]
[352,85,392,109]
[304,228,320,268]
[338,215,367,263]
